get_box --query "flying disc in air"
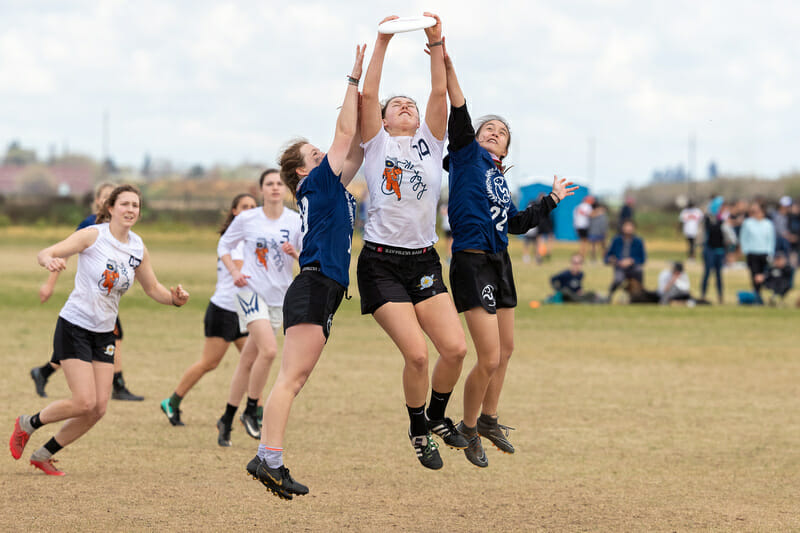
[378,16,436,34]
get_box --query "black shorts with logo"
[357,242,448,315]
[204,301,248,342]
[283,269,346,339]
[450,250,517,314]
[52,316,117,365]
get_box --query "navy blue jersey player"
[442,38,577,468]
[246,43,367,501]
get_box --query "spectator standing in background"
[618,196,635,231]
[588,200,609,262]
[787,200,800,267]
[701,197,727,304]
[740,202,775,303]
[573,195,593,258]
[679,201,703,260]
[773,196,794,258]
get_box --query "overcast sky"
[1,0,798,193]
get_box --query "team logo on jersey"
[382,159,403,200]
[485,169,511,206]
[237,292,260,316]
[419,275,436,290]
[97,259,130,295]
[128,255,142,269]
[481,284,496,307]
[255,238,269,269]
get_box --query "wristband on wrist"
[426,40,443,48]
[347,75,359,86]
[550,191,561,204]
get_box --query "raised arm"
[340,94,365,187]
[436,38,474,153]
[135,246,189,307]
[361,17,397,143]
[422,12,447,140]
[327,44,366,176]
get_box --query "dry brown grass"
[1,227,798,532]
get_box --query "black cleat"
[112,385,144,401]
[160,399,184,426]
[477,414,515,454]
[240,412,261,440]
[427,417,468,449]
[457,421,488,468]
[217,419,232,447]
[246,455,262,479]
[255,462,309,500]
[409,431,443,470]
[30,368,48,398]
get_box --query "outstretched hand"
[552,175,579,201]
[351,43,367,80]
[423,12,442,43]
[377,15,398,43]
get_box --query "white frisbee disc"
[377,16,436,34]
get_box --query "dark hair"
[381,95,419,119]
[673,262,684,273]
[279,138,309,198]
[259,168,280,188]
[96,184,141,224]
[219,193,257,235]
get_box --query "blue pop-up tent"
[518,179,590,241]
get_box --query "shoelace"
[496,423,515,437]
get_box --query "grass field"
[1,225,798,532]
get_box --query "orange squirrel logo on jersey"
[100,268,119,295]
[255,247,269,269]
[383,166,402,201]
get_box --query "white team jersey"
[60,223,144,332]
[217,206,302,306]
[210,240,244,312]
[680,207,703,237]
[361,121,445,248]
[573,202,593,229]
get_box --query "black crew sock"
[39,364,56,380]
[169,392,182,411]
[221,403,238,426]
[113,371,125,390]
[44,437,63,456]
[30,412,44,429]
[407,404,428,436]
[244,397,258,416]
[426,389,452,421]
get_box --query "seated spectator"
[605,220,646,300]
[657,262,692,304]
[756,253,794,305]
[550,254,602,303]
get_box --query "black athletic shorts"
[450,250,517,314]
[52,316,116,365]
[357,242,448,315]
[283,269,345,339]
[204,301,248,342]
[576,228,589,239]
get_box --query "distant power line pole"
[587,135,596,192]
[101,109,110,181]
[688,132,696,201]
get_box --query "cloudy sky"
[1,0,798,193]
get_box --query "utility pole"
[101,109,109,182]
[587,135,596,193]
[688,132,696,201]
